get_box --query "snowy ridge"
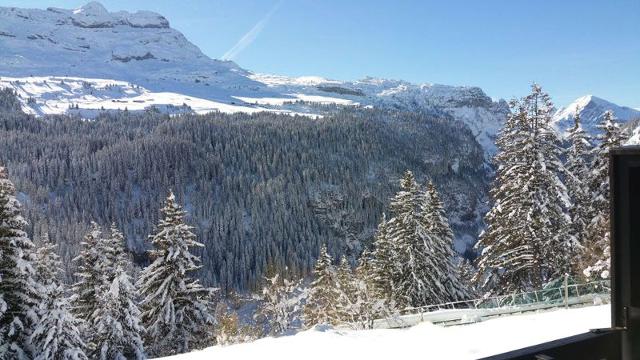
[552,95,640,136]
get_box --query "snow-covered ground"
[0,76,316,117]
[159,305,610,360]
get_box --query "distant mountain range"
[1,1,638,153]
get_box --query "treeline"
[0,93,487,291]
[0,167,222,359]
[472,84,628,295]
[0,88,21,113]
[303,173,468,325]
[0,161,467,358]
[246,84,630,341]
[221,175,469,340]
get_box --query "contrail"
[221,0,283,61]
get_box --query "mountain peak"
[553,95,640,135]
[573,94,594,108]
[73,1,108,16]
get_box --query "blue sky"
[2,0,639,107]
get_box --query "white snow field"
[0,76,319,117]
[159,305,610,360]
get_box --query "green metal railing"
[398,279,610,316]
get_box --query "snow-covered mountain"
[0,2,508,155]
[0,1,271,100]
[552,95,640,136]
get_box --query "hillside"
[0,94,487,291]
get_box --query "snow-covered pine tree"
[137,191,216,357]
[303,244,340,327]
[91,225,146,360]
[255,271,301,336]
[473,84,572,296]
[0,165,40,359]
[71,222,105,324]
[335,256,357,324]
[352,249,391,329]
[30,234,87,360]
[387,170,441,308]
[422,181,468,302]
[456,258,478,298]
[583,110,628,279]
[564,109,593,268]
[370,214,395,302]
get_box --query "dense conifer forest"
[0,90,487,291]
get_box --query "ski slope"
[159,305,610,360]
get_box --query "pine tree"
[422,181,468,302]
[457,258,478,298]
[370,214,395,301]
[137,191,216,357]
[583,110,628,279]
[255,272,301,336]
[564,109,593,268]
[351,249,391,329]
[71,222,105,324]
[473,84,572,296]
[0,165,40,359]
[387,171,440,307]
[303,244,339,327]
[91,225,146,360]
[30,235,87,360]
[335,256,357,324]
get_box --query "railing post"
[564,274,569,309]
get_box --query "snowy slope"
[159,305,610,360]
[552,95,640,136]
[0,2,508,154]
[0,76,328,117]
[626,118,640,145]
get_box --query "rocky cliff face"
[0,2,269,101]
